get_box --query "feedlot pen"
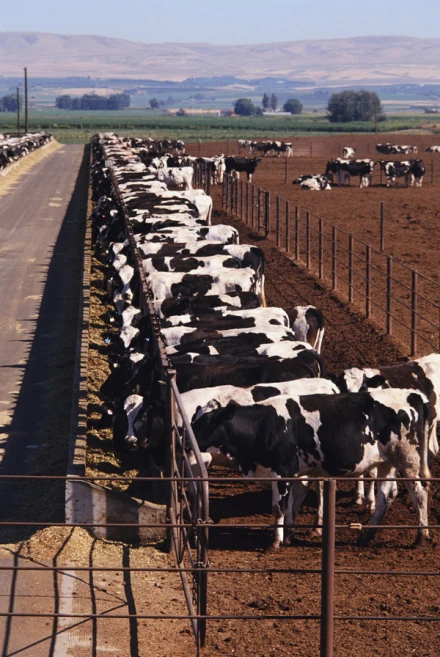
[3,138,440,657]
[88,154,440,656]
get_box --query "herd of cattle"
[90,131,439,550]
[292,141,433,190]
[0,132,53,170]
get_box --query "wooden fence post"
[380,202,384,252]
[306,211,311,269]
[285,201,290,253]
[366,245,371,318]
[276,196,281,247]
[348,235,353,303]
[295,206,300,261]
[387,256,392,335]
[251,185,255,228]
[411,270,418,356]
[319,217,324,279]
[265,191,271,235]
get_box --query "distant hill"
[1,32,440,84]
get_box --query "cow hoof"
[414,533,432,548]
[264,543,280,554]
[357,531,373,547]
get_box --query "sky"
[0,0,439,44]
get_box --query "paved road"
[0,144,89,655]
[0,144,86,471]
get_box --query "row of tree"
[0,94,23,112]
[234,96,303,116]
[55,93,130,110]
[234,90,384,122]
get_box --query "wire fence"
[223,175,440,356]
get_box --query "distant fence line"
[223,175,440,356]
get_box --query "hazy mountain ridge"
[1,32,440,84]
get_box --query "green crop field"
[1,109,439,143]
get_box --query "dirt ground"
[83,135,440,657]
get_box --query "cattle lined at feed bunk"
[0,132,53,170]
[91,132,437,550]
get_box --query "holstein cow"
[134,224,239,245]
[376,143,418,155]
[326,159,375,188]
[114,376,336,451]
[342,147,356,158]
[298,175,331,191]
[225,157,261,183]
[191,389,431,548]
[155,166,194,190]
[287,306,325,353]
[146,268,266,305]
[380,159,425,187]
[425,146,440,153]
[335,354,440,511]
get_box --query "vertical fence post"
[257,188,262,231]
[380,202,384,253]
[251,185,255,228]
[366,245,371,318]
[295,206,300,261]
[285,201,290,253]
[222,176,225,210]
[348,235,353,303]
[206,165,211,197]
[306,211,311,269]
[411,270,418,356]
[387,256,393,335]
[318,217,324,279]
[245,182,249,224]
[265,191,271,235]
[240,180,244,220]
[331,226,337,290]
[320,479,336,657]
[276,196,281,247]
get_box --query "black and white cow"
[147,268,266,306]
[224,157,261,183]
[425,146,440,153]
[380,159,425,187]
[293,174,331,190]
[287,305,325,353]
[326,159,375,188]
[191,388,431,548]
[376,143,418,155]
[342,147,356,158]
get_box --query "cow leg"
[286,479,312,543]
[270,480,285,549]
[358,465,395,546]
[355,476,365,506]
[403,478,430,543]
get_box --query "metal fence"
[223,175,440,356]
[1,474,439,657]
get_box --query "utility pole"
[24,67,28,134]
[16,87,20,137]
[374,98,378,134]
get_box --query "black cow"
[225,157,261,182]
